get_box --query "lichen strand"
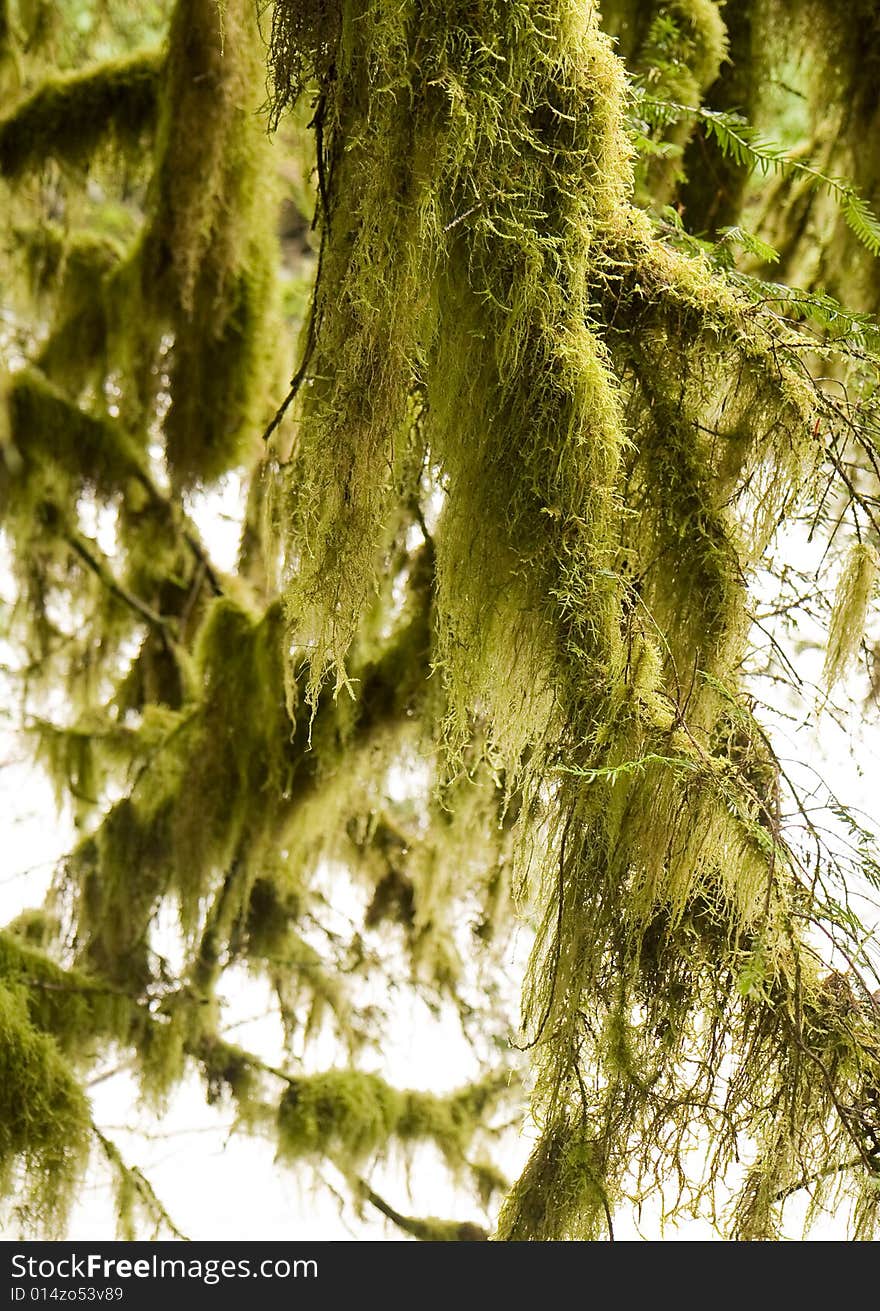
[267,0,880,1238]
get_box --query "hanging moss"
[354,1175,489,1240]
[1,1,284,492]
[1,0,879,1246]
[636,0,728,103]
[0,47,164,179]
[0,982,91,1233]
[15,222,124,311]
[823,541,878,691]
[68,595,298,986]
[261,0,880,1242]
[268,0,636,721]
[143,0,282,487]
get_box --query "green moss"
[145,0,282,487]
[193,1035,260,1112]
[6,367,143,496]
[63,596,298,1005]
[261,0,869,1243]
[4,909,58,950]
[163,239,278,485]
[15,222,124,306]
[271,0,634,716]
[354,1176,488,1240]
[74,799,173,990]
[0,47,164,178]
[823,541,878,691]
[277,1069,510,1170]
[0,930,133,1053]
[0,982,91,1232]
[3,1,283,492]
[495,1119,614,1241]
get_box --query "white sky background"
[2,468,879,1241]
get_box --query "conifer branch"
[638,96,880,257]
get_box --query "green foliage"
[638,97,880,257]
[0,929,133,1051]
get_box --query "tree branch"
[65,529,172,637]
[353,1175,488,1242]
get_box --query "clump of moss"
[7,368,143,496]
[0,48,163,179]
[18,223,125,318]
[68,596,297,986]
[277,1069,510,1171]
[495,1118,614,1241]
[3,0,283,495]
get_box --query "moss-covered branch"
[2,0,880,1246]
[277,1068,512,1172]
[354,1176,488,1241]
[92,1127,189,1241]
[0,48,164,179]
